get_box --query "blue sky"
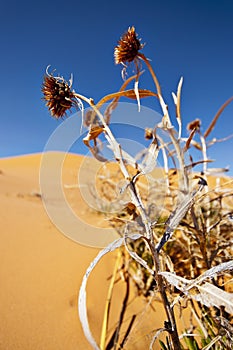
[1,0,233,173]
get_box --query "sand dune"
[2,152,231,349]
[0,153,166,350]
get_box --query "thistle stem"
[147,239,181,350]
[74,91,181,349]
[138,53,162,97]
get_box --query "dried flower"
[187,119,201,132]
[144,128,154,140]
[114,26,143,65]
[42,68,75,119]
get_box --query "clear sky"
[1,0,233,174]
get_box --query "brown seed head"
[42,71,75,119]
[144,128,154,140]
[187,119,201,132]
[114,26,143,65]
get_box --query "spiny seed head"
[144,128,154,140]
[42,70,75,119]
[187,119,201,132]
[114,26,143,65]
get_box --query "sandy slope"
[0,153,166,350]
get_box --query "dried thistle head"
[187,118,201,132]
[114,26,144,65]
[144,128,154,140]
[42,67,75,119]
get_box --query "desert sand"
[0,152,168,350]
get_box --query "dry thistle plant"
[42,26,233,350]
